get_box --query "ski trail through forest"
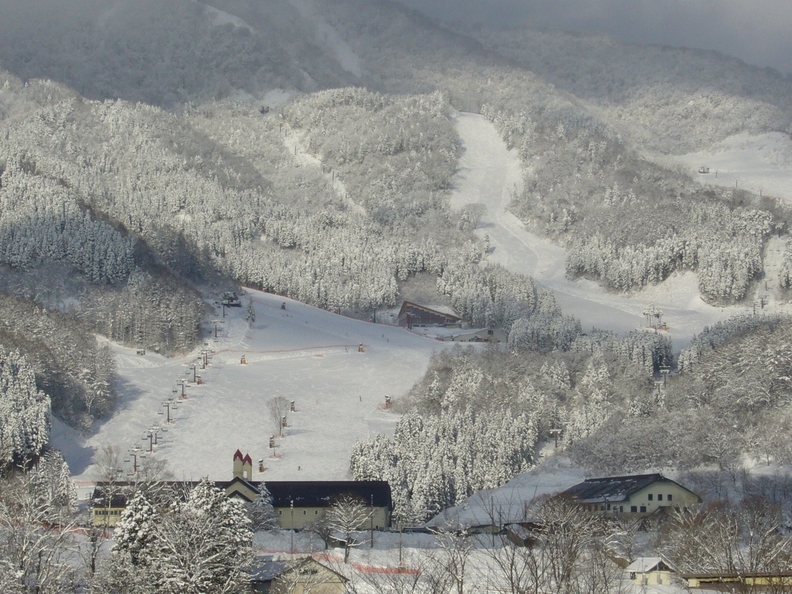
[449,112,739,349]
[282,125,365,215]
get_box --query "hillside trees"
[351,407,538,523]
[0,0,350,107]
[571,315,792,473]
[0,293,116,430]
[0,347,50,466]
[350,342,655,522]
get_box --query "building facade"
[561,473,701,517]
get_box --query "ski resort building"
[265,480,392,530]
[91,451,392,530]
[397,301,461,329]
[561,473,701,517]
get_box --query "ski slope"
[55,290,446,482]
[671,131,792,202]
[449,111,742,348]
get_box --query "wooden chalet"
[397,301,461,329]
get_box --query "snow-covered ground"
[55,290,446,482]
[427,458,586,530]
[449,111,753,349]
[670,131,792,202]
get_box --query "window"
[648,494,653,501]
[640,506,646,513]
[606,503,611,510]
[600,505,605,511]
[631,506,637,513]
[630,572,636,581]
[658,494,663,501]
[619,506,624,513]
[278,510,282,515]
[303,510,307,515]
[668,494,673,501]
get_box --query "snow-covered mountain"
[2,0,792,498]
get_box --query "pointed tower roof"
[243,453,253,465]
[233,449,244,461]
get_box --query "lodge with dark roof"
[91,449,392,530]
[397,300,461,329]
[561,473,701,517]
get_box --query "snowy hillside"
[55,290,448,482]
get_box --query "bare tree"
[426,526,473,594]
[326,494,372,562]
[268,396,290,438]
[659,498,792,591]
[0,467,78,593]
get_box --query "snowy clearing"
[55,290,446,482]
[449,111,750,349]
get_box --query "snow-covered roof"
[398,300,461,320]
[626,557,674,573]
[561,473,693,503]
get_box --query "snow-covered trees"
[109,478,253,594]
[351,403,539,522]
[564,203,770,303]
[79,269,203,356]
[0,293,116,430]
[248,483,278,532]
[0,347,50,466]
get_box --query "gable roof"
[626,557,676,573]
[264,481,392,509]
[561,473,698,504]
[397,301,461,321]
[216,477,260,503]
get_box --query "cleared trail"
[449,112,738,348]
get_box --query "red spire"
[243,453,252,465]
[233,449,244,461]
